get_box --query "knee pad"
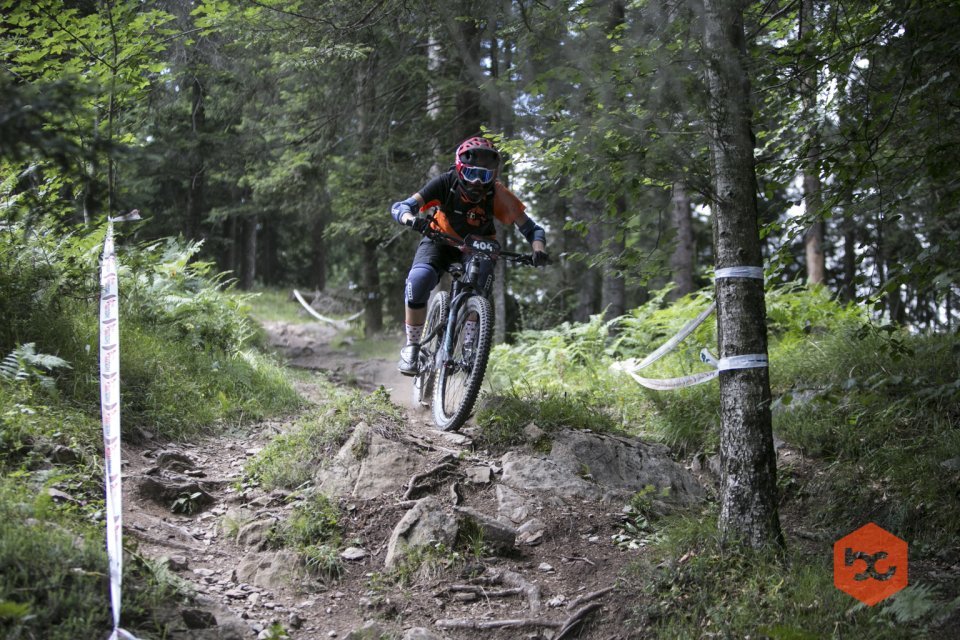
[405,263,439,309]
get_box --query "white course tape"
[715,266,764,280]
[293,289,363,330]
[717,353,768,371]
[100,213,141,640]
[618,365,719,391]
[632,301,716,371]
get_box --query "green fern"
[0,343,71,389]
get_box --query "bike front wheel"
[432,295,493,432]
[412,291,448,408]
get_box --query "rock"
[547,595,567,608]
[500,429,704,504]
[523,422,546,444]
[236,518,277,550]
[517,519,546,546]
[402,628,447,640]
[340,547,368,561]
[234,550,304,590]
[164,555,189,571]
[464,466,493,484]
[181,609,217,629]
[156,450,198,472]
[453,506,516,552]
[495,485,536,524]
[316,422,429,500]
[941,457,960,471]
[49,444,82,465]
[135,474,215,511]
[538,562,554,573]
[384,497,458,570]
[287,612,305,630]
[345,620,391,639]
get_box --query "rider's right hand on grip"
[406,215,430,234]
[532,250,551,267]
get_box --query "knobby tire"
[413,292,449,408]
[432,295,493,432]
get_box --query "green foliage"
[0,343,71,391]
[632,512,927,639]
[491,285,960,546]
[269,493,343,582]
[0,221,301,441]
[475,390,621,451]
[126,239,260,353]
[0,478,178,639]
[247,380,404,489]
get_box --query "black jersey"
[418,170,524,240]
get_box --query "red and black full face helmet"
[455,137,500,201]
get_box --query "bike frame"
[422,228,531,370]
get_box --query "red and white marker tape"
[99,211,140,640]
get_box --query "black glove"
[406,215,430,235]
[532,250,550,267]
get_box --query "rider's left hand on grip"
[532,250,550,267]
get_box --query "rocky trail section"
[123,318,706,640]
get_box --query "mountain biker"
[390,136,549,376]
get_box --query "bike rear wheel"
[432,295,493,432]
[412,292,448,407]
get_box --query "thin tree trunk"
[670,181,696,299]
[800,0,825,285]
[842,210,857,302]
[185,75,206,240]
[701,0,783,550]
[362,239,383,335]
[574,200,603,323]
[601,1,627,322]
[240,214,257,290]
[310,214,327,292]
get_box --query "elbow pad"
[391,197,420,224]
[518,218,546,246]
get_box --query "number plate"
[466,235,500,254]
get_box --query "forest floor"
[122,311,960,640]
[123,316,644,640]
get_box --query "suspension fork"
[441,289,474,364]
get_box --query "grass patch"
[246,379,404,490]
[475,389,623,451]
[0,477,182,639]
[629,510,952,638]
[270,493,344,582]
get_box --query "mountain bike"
[409,224,538,432]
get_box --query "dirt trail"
[124,319,643,640]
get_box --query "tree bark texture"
[601,196,627,321]
[670,181,696,299]
[240,214,257,290]
[800,0,826,285]
[362,238,383,335]
[701,0,783,549]
[185,75,206,241]
[573,193,603,323]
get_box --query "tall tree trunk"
[310,214,327,291]
[240,214,257,290]
[670,181,696,299]
[601,1,628,321]
[574,199,603,322]
[362,239,383,334]
[701,0,783,549]
[842,209,857,302]
[185,75,206,241]
[800,0,825,285]
[602,197,627,320]
[357,52,382,335]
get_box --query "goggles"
[460,165,495,184]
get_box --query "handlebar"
[417,220,548,267]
